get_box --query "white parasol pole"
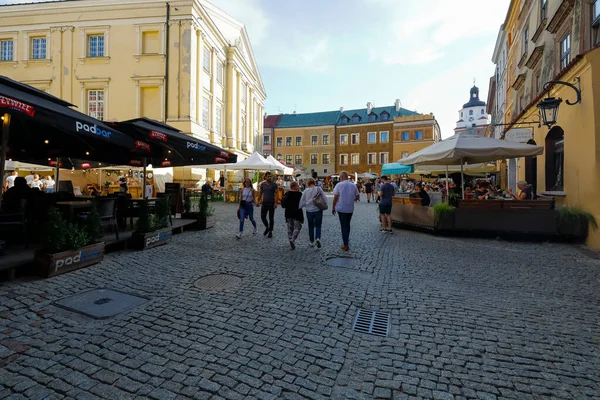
[460,158,465,200]
[446,164,450,203]
[142,157,147,200]
[0,113,10,206]
[55,157,61,191]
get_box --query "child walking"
[281,181,304,249]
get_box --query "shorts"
[365,188,372,194]
[379,203,392,215]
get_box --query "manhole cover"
[54,289,149,319]
[352,309,390,337]
[326,257,359,268]
[194,274,241,291]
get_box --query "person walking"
[282,181,304,249]
[378,176,395,233]
[332,171,359,251]
[299,177,327,248]
[258,171,278,238]
[374,179,382,203]
[364,179,374,203]
[236,178,258,239]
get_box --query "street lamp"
[537,78,581,127]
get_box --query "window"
[311,135,318,146]
[367,132,376,143]
[216,61,224,85]
[401,131,409,141]
[340,134,348,145]
[481,109,485,115]
[202,98,210,129]
[340,154,348,165]
[87,90,104,120]
[285,155,292,165]
[294,155,302,165]
[263,135,271,145]
[88,35,104,57]
[523,27,529,54]
[352,115,360,123]
[0,40,13,61]
[593,0,600,46]
[560,32,571,70]
[215,105,222,135]
[241,83,247,104]
[241,116,246,137]
[203,46,211,73]
[31,37,46,59]
[351,153,360,165]
[296,136,302,146]
[322,135,329,145]
[380,112,389,121]
[286,137,292,146]
[368,114,376,122]
[367,152,376,165]
[310,154,318,164]
[142,31,159,54]
[469,110,473,116]
[276,137,283,147]
[415,131,423,140]
[322,154,330,164]
[351,133,359,145]
[380,131,389,143]
[541,0,547,21]
[340,116,349,124]
[379,152,389,164]
[460,111,463,117]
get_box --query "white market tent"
[191,152,282,171]
[400,134,544,198]
[265,155,293,175]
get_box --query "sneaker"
[367,200,370,203]
[263,228,269,236]
[316,239,321,248]
[309,242,314,247]
[268,231,273,238]
[386,230,393,234]
[340,245,349,251]
[253,227,257,235]
[290,240,296,250]
[379,228,386,233]
[236,232,242,239]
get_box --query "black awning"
[114,118,237,167]
[0,76,148,164]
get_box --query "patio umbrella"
[400,134,543,198]
[381,163,413,175]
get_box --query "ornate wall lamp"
[536,77,581,127]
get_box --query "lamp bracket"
[543,77,581,106]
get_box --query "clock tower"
[455,84,489,136]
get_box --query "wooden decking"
[0,218,198,278]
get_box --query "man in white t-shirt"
[4,171,18,192]
[25,171,35,186]
[332,171,360,251]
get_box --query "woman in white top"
[30,174,43,190]
[236,178,258,239]
[299,177,327,248]
[44,175,55,193]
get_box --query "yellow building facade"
[272,126,336,177]
[392,114,441,162]
[0,0,266,185]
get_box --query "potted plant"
[557,206,598,242]
[131,198,172,250]
[35,207,105,278]
[182,193,214,230]
[433,203,455,231]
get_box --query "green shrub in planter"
[199,194,214,217]
[433,203,455,227]
[135,198,170,233]
[558,206,598,238]
[42,207,103,253]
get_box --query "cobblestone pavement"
[1,195,600,400]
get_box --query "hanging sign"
[505,128,533,143]
[0,95,35,116]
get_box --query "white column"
[236,71,242,148]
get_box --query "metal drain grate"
[352,309,390,337]
[54,289,148,319]
[194,274,241,291]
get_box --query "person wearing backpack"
[299,177,328,248]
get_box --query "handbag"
[312,188,328,211]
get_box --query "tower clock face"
[468,117,474,122]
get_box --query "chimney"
[292,110,296,115]
[340,107,344,113]
[395,99,400,112]
[367,102,373,114]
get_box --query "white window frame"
[80,26,110,62]
[203,45,212,73]
[367,132,376,144]
[87,89,105,121]
[263,134,271,145]
[322,153,330,165]
[350,153,360,165]
[294,154,302,165]
[379,152,389,164]
[23,30,50,64]
[310,153,318,165]
[0,39,14,62]
[79,78,110,120]
[367,152,376,165]
[215,104,222,136]
[276,137,283,147]
[351,133,360,145]
[295,136,302,146]
[202,97,210,129]
[285,155,292,165]
[340,154,348,165]
[340,134,348,145]
[30,37,47,59]
[415,131,423,140]
[216,60,224,85]
[0,32,17,64]
[131,76,165,121]
[286,136,292,147]
[560,32,571,70]
[134,24,165,61]
[322,134,329,146]
[380,131,389,143]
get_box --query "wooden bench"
[458,200,554,210]
[393,197,422,206]
[458,200,502,209]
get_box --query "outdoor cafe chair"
[0,199,28,248]
[94,197,119,240]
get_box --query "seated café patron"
[508,180,534,200]
[412,184,431,206]
[3,177,31,211]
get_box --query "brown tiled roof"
[264,114,282,128]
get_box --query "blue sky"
[1,0,511,138]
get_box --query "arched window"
[469,110,473,116]
[481,109,484,114]
[460,112,463,117]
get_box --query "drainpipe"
[164,3,170,122]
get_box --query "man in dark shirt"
[412,184,431,206]
[2,177,31,212]
[364,180,374,203]
[378,176,395,233]
[201,180,213,196]
[258,172,278,238]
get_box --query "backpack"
[312,187,328,211]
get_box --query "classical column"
[210,47,217,143]
[225,48,236,149]
[248,88,254,153]
[236,70,242,150]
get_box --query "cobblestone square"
[1,197,599,399]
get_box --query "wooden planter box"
[35,242,105,278]
[131,228,172,250]
[558,219,589,242]
[181,213,214,230]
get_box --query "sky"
[0,0,511,138]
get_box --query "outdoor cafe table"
[55,201,93,222]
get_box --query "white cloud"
[206,0,270,46]
[383,45,444,65]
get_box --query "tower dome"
[463,85,486,108]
